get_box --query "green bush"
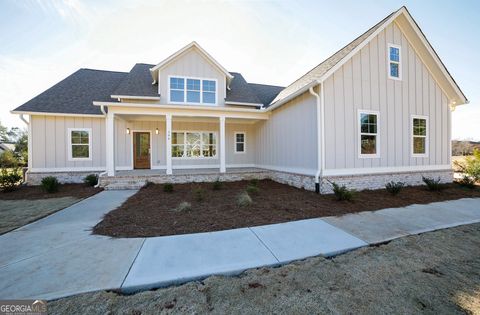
[237,192,253,207]
[458,175,476,189]
[212,179,222,190]
[422,176,444,191]
[0,168,22,192]
[173,201,192,212]
[193,186,205,202]
[385,181,405,195]
[163,183,174,192]
[0,150,18,168]
[84,174,98,187]
[246,184,259,195]
[331,182,356,201]
[454,149,480,183]
[249,178,259,187]
[41,176,59,193]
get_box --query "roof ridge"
[248,82,285,88]
[79,68,128,74]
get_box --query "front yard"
[93,179,480,237]
[0,184,102,234]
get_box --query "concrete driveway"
[0,189,479,301]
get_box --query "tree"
[14,131,28,165]
[0,121,8,142]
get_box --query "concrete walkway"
[0,192,479,301]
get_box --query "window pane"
[170,77,184,89]
[72,145,89,158]
[186,145,201,157]
[187,79,200,91]
[236,143,244,152]
[186,132,201,145]
[413,137,426,154]
[203,80,216,92]
[172,145,184,157]
[187,91,200,103]
[203,91,215,104]
[236,133,244,143]
[390,63,399,78]
[390,47,399,62]
[413,118,427,136]
[361,135,377,154]
[171,90,184,102]
[172,132,184,145]
[202,145,216,157]
[360,114,377,134]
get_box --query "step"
[104,181,147,190]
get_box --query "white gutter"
[266,80,318,112]
[100,105,107,116]
[308,84,324,193]
[19,114,29,126]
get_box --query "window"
[412,116,428,156]
[171,131,217,158]
[169,76,217,105]
[388,44,401,80]
[359,111,379,157]
[68,128,91,160]
[235,132,245,153]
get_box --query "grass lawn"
[0,184,102,234]
[49,223,480,314]
[93,179,480,238]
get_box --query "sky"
[0,0,478,140]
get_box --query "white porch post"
[166,114,172,175]
[106,111,115,176]
[219,116,226,173]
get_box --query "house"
[11,7,468,193]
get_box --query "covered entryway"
[133,132,151,169]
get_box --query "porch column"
[106,111,115,176]
[166,114,172,175]
[219,116,226,173]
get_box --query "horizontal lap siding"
[324,22,449,170]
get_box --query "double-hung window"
[359,111,379,157]
[68,128,91,160]
[235,132,245,153]
[171,131,217,158]
[169,76,216,105]
[412,116,428,156]
[388,44,401,80]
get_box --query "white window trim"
[234,132,246,154]
[67,128,92,161]
[358,110,380,159]
[411,115,429,158]
[171,130,218,159]
[168,75,218,106]
[387,43,402,81]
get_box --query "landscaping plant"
[163,183,174,192]
[212,179,222,190]
[0,167,22,192]
[330,182,356,201]
[458,175,476,189]
[454,148,480,183]
[422,176,444,191]
[246,184,259,195]
[173,201,192,212]
[84,174,98,187]
[41,176,59,193]
[385,181,405,195]
[237,191,253,207]
[193,186,205,202]
[249,178,259,187]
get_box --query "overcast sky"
[0,0,478,140]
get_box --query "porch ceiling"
[116,114,261,124]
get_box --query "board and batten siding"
[323,22,450,170]
[255,92,318,175]
[30,115,106,170]
[158,48,226,106]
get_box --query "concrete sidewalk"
[0,192,479,300]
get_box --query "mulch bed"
[93,179,480,238]
[0,184,103,200]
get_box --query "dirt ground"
[93,179,480,237]
[0,184,102,200]
[50,223,480,314]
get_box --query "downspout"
[19,114,30,184]
[96,105,108,186]
[309,83,324,193]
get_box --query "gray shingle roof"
[271,9,398,105]
[226,73,284,107]
[112,63,158,97]
[13,69,127,115]
[248,83,285,108]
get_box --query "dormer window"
[388,44,401,80]
[169,76,217,105]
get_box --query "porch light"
[126,128,130,135]
[155,128,159,135]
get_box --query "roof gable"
[112,63,158,98]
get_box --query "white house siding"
[158,48,226,106]
[226,123,256,166]
[255,92,318,175]
[30,115,106,170]
[323,22,450,171]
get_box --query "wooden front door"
[133,132,151,169]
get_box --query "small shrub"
[331,182,356,201]
[246,184,259,195]
[41,176,59,193]
[422,176,444,191]
[454,148,480,183]
[193,186,205,202]
[385,181,405,195]
[0,168,22,192]
[458,175,476,189]
[249,178,259,187]
[0,151,18,168]
[84,174,98,187]
[212,179,222,190]
[237,192,253,207]
[173,201,192,212]
[163,183,174,192]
